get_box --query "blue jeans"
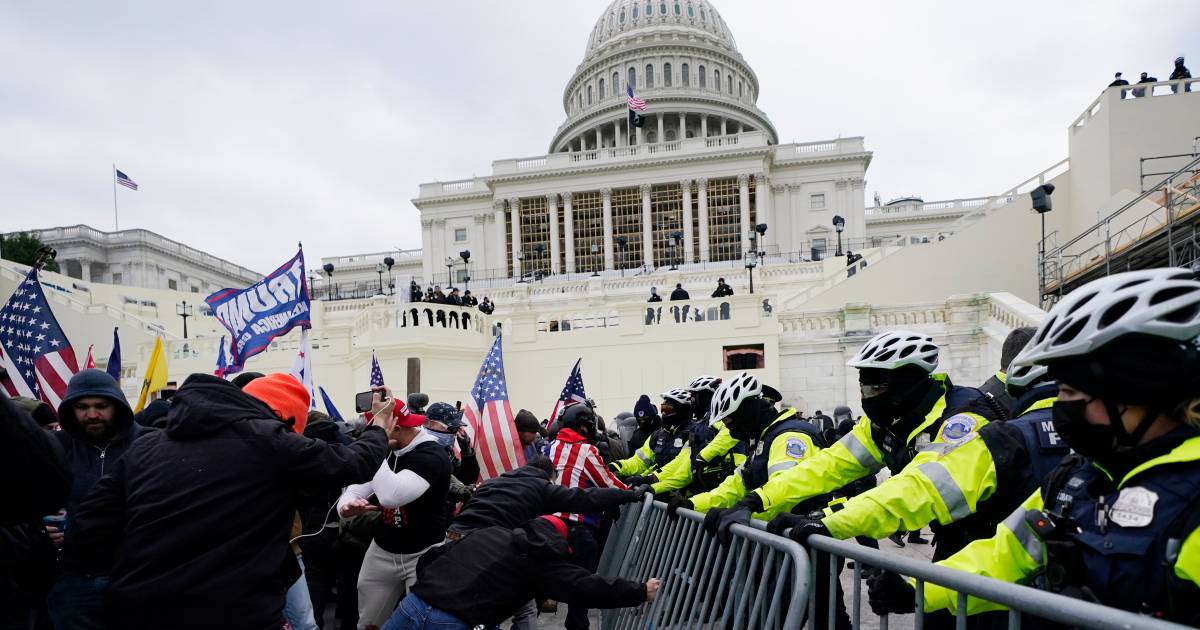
[283,555,319,630]
[381,593,469,630]
[47,575,109,630]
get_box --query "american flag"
[116,169,138,190]
[0,267,78,409]
[214,335,228,377]
[462,335,524,480]
[626,84,647,112]
[549,358,587,423]
[289,329,318,410]
[370,351,385,387]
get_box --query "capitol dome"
[550,0,777,153]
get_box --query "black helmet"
[559,402,597,434]
[407,393,430,414]
[425,402,463,429]
[833,405,853,422]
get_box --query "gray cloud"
[2,0,1196,273]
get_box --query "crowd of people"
[1107,55,1191,95]
[407,281,494,314]
[5,267,1200,628]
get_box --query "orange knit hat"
[243,373,311,434]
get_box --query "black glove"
[785,518,830,546]
[666,495,693,520]
[690,455,708,481]
[623,489,645,504]
[632,484,652,497]
[713,495,763,545]
[866,570,916,615]
[703,508,725,535]
[456,433,473,456]
[766,512,807,537]
[623,475,649,486]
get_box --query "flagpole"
[112,164,119,231]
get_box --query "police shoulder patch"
[940,414,978,443]
[785,437,807,459]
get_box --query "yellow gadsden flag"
[135,337,169,412]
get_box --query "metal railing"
[599,496,1191,629]
[598,496,811,630]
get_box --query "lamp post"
[176,300,194,339]
[833,215,845,256]
[460,250,471,291]
[534,244,545,282]
[516,251,525,283]
[1031,183,1056,299]
[754,223,768,261]
[616,235,628,278]
[383,256,395,295]
[375,263,385,295]
[322,263,335,300]
[669,231,682,270]
[590,244,600,277]
[745,249,759,294]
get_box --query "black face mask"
[1052,399,1118,460]
[726,398,770,441]
[861,376,935,429]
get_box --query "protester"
[432,286,446,303]
[461,290,478,307]
[515,409,548,461]
[979,326,1036,418]
[669,283,689,300]
[299,410,355,628]
[59,373,391,630]
[446,288,463,306]
[711,277,734,298]
[382,516,658,629]
[1170,55,1192,92]
[337,388,452,630]
[647,287,662,303]
[1108,71,1129,87]
[0,393,68,628]
[628,394,660,451]
[408,281,422,303]
[1133,71,1158,97]
[478,297,495,314]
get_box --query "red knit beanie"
[539,515,569,540]
[243,373,311,434]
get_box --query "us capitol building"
[4,0,1197,417]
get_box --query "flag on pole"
[549,358,587,423]
[462,335,524,480]
[627,84,646,129]
[135,337,168,412]
[319,386,344,421]
[116,169,138,190]
[369,351,385,387]
[290,329,318,410]
[84,345,95,369]
[0,266,79,409]
[214,335,228,377]
[105,327,122,383]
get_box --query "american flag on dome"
[0,267,79,409]
[549,358,587,423]
[116,169,138,190]
[370,351,385,387]
[463,334,524,480]
[626,84,647,112]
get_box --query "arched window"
[579,92,584,108]
[646,1,653,15]
[738,81,742,98]
[682,63,690,86]
[660,2,667,15]
[713,69,720,91]
[700,7,706,21]
[608,13,614,28]
[687,3,694,17]
[663,63,672,87]
[587,85,593,105]
[645,64,654,88]
[698,64,706,88]
[619,8,625,23]
[628,67,636,89]
[674,2,681,15]
[727,75,733,94]
[613,72,620,95]
[599,78,606,99]
[632,4,639,18]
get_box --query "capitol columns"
[640,183,654,268]
[421,218,434,280]
[546,193,561,275]
[697,178,710,262]
[700,115,708,139]
[680,179,694,264]
[613,120,624,148]
[678,114,686,143]
[657,116,665,145]
[754,172,771,250]
[563,192,576,274]
[738,173,752,255]
[601,188,615,270]
[492,200,506,276]
[508,197,522,279]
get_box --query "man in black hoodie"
[383,516,657,629]
[60,373,390,630]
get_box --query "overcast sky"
[2,0,1196,273]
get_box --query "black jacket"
[450,464,634,534]
[61,374,389,630]
[711,283,733,298]
[977,374,1015,419]
[669,288,690,301]
[413,519,646,626]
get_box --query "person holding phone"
[337,387,453,630]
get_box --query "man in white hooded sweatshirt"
[337,388,452,630]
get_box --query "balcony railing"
[32,224,262,280]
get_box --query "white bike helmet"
[847,330,939,373]
[687,375,722,393]
[661,388,694,407]
[709,372,761,425]
[1014,268,1200,367]
[1004,362,1049,393]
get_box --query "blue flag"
[105,327,121,382]
[214,335,229,377]
[205,249,310,371]
[319,386,344,422]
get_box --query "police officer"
[647,376,745,496]
[874,268,1200,624]
[709,330,1001,560]
[610,389,712,486]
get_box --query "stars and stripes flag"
[289,329,318,410]
[369,351,385,388]
[214,335,229,377]
[116,169,138,190]
[0,267,79,409]
[549,358,587,423]
[462,334,524,480]
[626,84,647,112]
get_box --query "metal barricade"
[801,534,1194,630]
[598,495,812,630]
